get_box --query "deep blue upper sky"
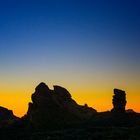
[0,0,140,83]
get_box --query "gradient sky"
[0,0,140,117]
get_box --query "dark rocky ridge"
[0,106,19,128]
[0,83,140,139]
[26,82,97,128]
[0,106,17,122]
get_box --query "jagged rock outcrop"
[26,82,97,128]
[0,106,17,121]
[0,106,18,127]
[111,89,127,113]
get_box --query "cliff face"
[26,82,97,128]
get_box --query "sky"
[0,0,140,117]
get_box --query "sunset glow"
[0,0,140,117]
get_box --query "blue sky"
[0,0,140,84]
[0,0,140,69]
[0,0,140,115]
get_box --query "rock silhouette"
[0,106,17,122]
[26,82,97,128]
[0,106,19,128]
[111,89,127,113]
[0,83,140,140]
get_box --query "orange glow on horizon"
[0,86,139,117]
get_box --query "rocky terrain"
[26,83,97,129]
[0,82,140,139]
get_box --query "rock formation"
[0,106,17,121]
[111,89,127,113]
[26,82,97,128]
[0,106,18,127]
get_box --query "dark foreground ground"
[0,126,140,140]
[1,111,140,140]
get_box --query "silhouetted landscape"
[0,82,140,140]
[1,0,140,139]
